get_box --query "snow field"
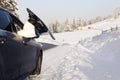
[33,17,120,80]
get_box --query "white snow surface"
[33,18,120,80]
[18,21,36,38]
[36,30,102,45]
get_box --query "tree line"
[48,7,120,33]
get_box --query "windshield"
[0,10,11,30]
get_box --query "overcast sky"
[17,0,120,24]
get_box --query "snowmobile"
[0,7,55,80]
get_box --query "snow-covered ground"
[33,18,120,80]
[85,17,120,31]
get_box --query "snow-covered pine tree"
[0,0,18,17]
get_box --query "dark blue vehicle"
[0,7,54,80]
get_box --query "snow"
[18,21,36,38]
[32,18,120,80]
[36,30,102,45]
[85,17,120,31]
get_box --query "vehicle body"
[0,7,53,80]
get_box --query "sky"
[17,0,120,24]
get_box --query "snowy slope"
[34,30,120,80]
[85,17,120,31]
[32,18,120,80]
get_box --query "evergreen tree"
[71,19,77,30]
[0,0,18,17]
[51,20,60,33]
[63,19,71,31]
